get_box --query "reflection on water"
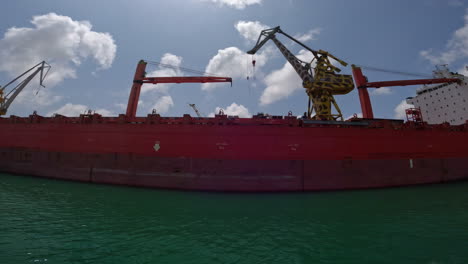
[1,173,468,264]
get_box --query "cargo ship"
[1,26,467,192]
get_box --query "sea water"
[1,173,467,264]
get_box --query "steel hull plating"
[1,115,467,191]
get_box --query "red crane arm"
[352,66,459,88]
[361,78,459,88]
[141,76,232,84]
[351,65,461,119]
[126,60,231,120]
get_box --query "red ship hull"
[1,114,467,191]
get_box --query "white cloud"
[14,87,63,107]
[204,0,262,9]
[233,25,322,106]
[458,65,468,75]
[260,49,313,105]
[94,108,113,116]
[234,20,269,42]
[394,100,413,119]
[294,28,321,42]
[0,13,116,115]
[209,102,252,117]
[114,103,127,111]
[0,13,116,86]
[48,103,113,116]
[204,24,322,96]
[420,9,468,64]
[152,95,174,114]
[202,46,269,90]
[371,87,393,95]
[201,20,275,90]
[142,53,183,94]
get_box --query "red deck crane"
[351,65,461,119]
[126,60,232,119]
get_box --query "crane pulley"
[247,26,354,120]
[0,61,51,116]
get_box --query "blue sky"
[0,0,467,119]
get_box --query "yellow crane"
[247,26,354,120]
[0,61,51,116]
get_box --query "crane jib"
[246,26,354,121]
[0,61,51,116]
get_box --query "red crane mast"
[126,60,232,119]
[351,65,461,119]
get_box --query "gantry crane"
[126,60,231,119]
[247,26,354,120]
[0,61,50,116]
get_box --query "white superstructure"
[407,65,468,125]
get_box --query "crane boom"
[247,26,354,120]
[351,65,461,119]
[248,26,319,58]
[140,76,232,84]
[0,61,50,116]
[247,26,314,85]
[188,103,202,117]
[126,60,232,119]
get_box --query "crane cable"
[355,64,433,78]
[147,60,435,82]
[1,61,51,99]
[146,60,223,77]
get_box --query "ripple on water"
[1,174,468,264]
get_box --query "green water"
[1,174,468,264]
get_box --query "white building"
[406,66,468,125]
